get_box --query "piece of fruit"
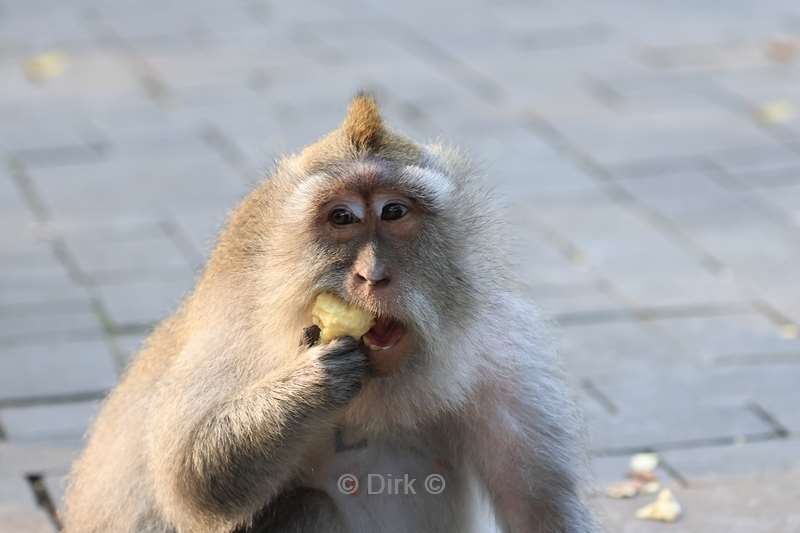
[629,453,659,476]
[605,479,642,499]
[636,488,682,523]
[311,293,374,344]
[755,100,795,124]
[23,52,67,82]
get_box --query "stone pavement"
[2,0,800,531]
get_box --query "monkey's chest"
[306,428,472,532]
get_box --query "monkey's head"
[221,94,506,426]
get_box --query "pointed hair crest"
[295,93,423,171]
[342,93,384,152]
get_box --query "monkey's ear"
[341,93,385,152]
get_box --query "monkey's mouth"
[362,317,406,351]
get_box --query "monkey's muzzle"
[311,292,407,353]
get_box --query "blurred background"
[2,0,800,531]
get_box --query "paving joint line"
[0,390,109,410]
[747,401,790,438]
[83,10,171,107]
[0,328,109,348]
[591,430,785,457]
[26,474,62,530]
[556,301,752,326]
[200,123,259,186]
[362,3,505,104]
[704,81,800,150]
[657,457,689,488]
[581,379,618,415]
[713,351,800,365]
[159,217,206,268]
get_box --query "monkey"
[62,94,598,533]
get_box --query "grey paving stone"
[711,69,800,138]
[0,339,117,403]
[756,180,800,229]
[0,475,34,506]
[91,276,193,327]
[616,169,800,319]
[4,46,147,123]
[589,454,639,488]
[43,472,67,516]
[522,282,628,318]
[0,108,101,159]
[0,300,104,344]
[528,201,744,308]
[558,319,686,376]
[0,442,78,478]
[598,469,800,533]
[0,246,88,307]
[169,209,230,265]
[586,403,772,454]
[613,169,757,222]
[676,469,800,532]
[0,400,99,446]
[110,332,148,367]
[662,437,800,482]
[27,141,248,222]
[590,365,800,433]
[0,1,94,51]
[507,227,597,288]
[61,222,194,282]
[0,502,55,533]
[139,29,321,99]
[643,311,800,364]
[711,144,800,188]
[0,168,32,220]
[86,100,205,152]
[556,103,777,168]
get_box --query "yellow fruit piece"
[629,452,659,475]
[755,100,795,124]
[636,489,682,523]
[605,479,641,499]
[23,52,67,82]
[311,293,374,344]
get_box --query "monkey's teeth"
[364,339,393,351]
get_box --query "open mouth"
[362,316,406,352]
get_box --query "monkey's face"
[294,160,474,376]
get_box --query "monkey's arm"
[147,336,366,532]
[463,353,597,533]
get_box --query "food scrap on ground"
[629,452,659,476]
[754,100,796,125]
[23,52,68,82]
[605,479,642,499]
[603,452,681,523]
[766,38,800,64]
[636,488,682,523]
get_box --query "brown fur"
[62,95,597,533]
[299,94,421,170]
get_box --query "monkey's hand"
[303,326,369,407]
[149,328,368,533]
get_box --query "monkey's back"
[63,314,188,532]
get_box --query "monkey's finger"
[301,325,321,347]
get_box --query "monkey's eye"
[329,207,359,226]
[381,203,408,221]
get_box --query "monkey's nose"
[354,271,391,289]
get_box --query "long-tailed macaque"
[63,94,597,533]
